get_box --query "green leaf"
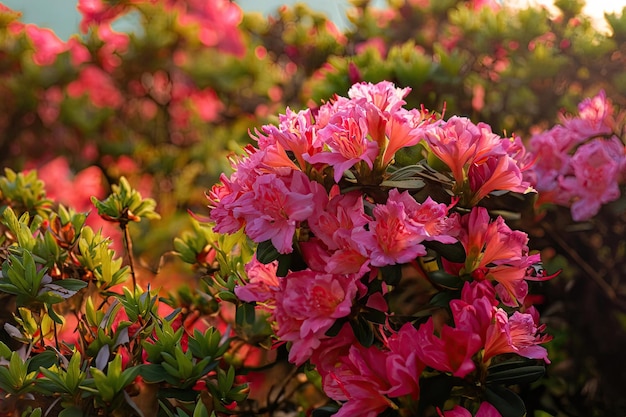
[311,405,341,417]
[235,302,256,326]
[255,240,280,264]
[350,316,375,347]
[485,385,526,417]
[418,374,453,413]
[428,270,464,290]
[380,264,402,286]
[486,360,545,386]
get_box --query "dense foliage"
[0,0,625,416]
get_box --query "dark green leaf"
[428,270,464,290]
[350,316,374,347]
[311,404,340,417]
[28,350,58,373]
[235,302,256,326]
[418,374,453,412]
[485,385,526,417]
[362,308,387,324]
[256,240,280,264]
[486,365,545,386]
[380,264,403,286]
[423,241,466,263]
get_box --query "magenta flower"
[324,344,395,417]
[413,318,482,378]
[384,323,426,399]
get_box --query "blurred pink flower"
[67,65,122,108]
[97,24,129,72]
[78,0,127,33]
[24,24,66,65]
[174,0,245,57]
[559,138,624,221]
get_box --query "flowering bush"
[208,81,557,417]
[0,0,625,415]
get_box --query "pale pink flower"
[559,138,624,221]
[234,257,280,305]
[562,90,613,139]
[347,81,410,114]
[307,105,379,183]
[274,270,359,364]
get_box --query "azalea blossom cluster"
[209,81,553,416]
[526,90,626,221]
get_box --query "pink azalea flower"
[423,116,502,186]
[324,344,394,417]
[559,138,624,221]
[235,171,325,253]
[261,107,321,168]
[455,207,539,305]
[347,81,410,114]
[562,90,614,139]
[234,256,280,305]
[274,270,359,364]
[308,192,370,250]
[414,318,482,378]
[468,154,532,205]
[484,310,551,363]
[384,323,426,399]
[438,402,501,417]
[307,104,380,183]
[353,197,427,267]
